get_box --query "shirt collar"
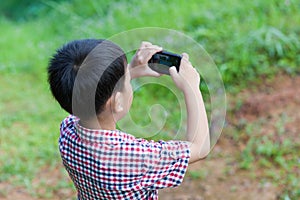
[75,120,132,143]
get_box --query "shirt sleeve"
[137,139,191,190]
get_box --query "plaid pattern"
[59,115,190,200]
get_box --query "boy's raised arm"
[169,53,210,163]
[129,42,210,163]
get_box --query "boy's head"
[48,39,130,120]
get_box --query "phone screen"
[148,51,182,75]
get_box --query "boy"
[48,39,210,199]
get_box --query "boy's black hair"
[47,39,127,119]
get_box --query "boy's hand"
[169,53,200,93]
[129,41,163,79]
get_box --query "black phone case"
[148,51,182,75]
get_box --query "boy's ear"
[113,91,124,113]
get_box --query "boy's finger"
[141,41,152,48]
[149,47,163,57]
[151,45,163,51]
[169,66,178,78]
[150,70,162,77]
[182,53,189,60]
[147,45,162,53]
[144,46,163,61]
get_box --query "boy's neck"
[79,114,117,131]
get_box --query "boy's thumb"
[169,66,178,78]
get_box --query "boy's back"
[60,115,189,199]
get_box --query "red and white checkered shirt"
[59,115,190,200]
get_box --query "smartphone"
[148,51,182,75]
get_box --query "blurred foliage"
[1,0,299,87]
[0,0,50,21]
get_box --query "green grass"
[0,0,300,199]
[0,73,65,181]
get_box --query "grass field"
[0,0,299,199]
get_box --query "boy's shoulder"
[60,115,78,128]
[59,115,138,142]
[59,115,191,154]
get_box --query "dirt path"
[1,73,299,200]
